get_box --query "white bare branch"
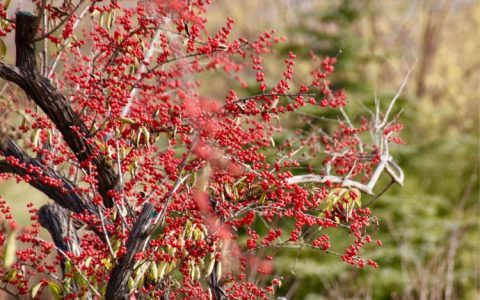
[287,61,414,195]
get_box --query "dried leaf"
[0,39,5,59]
[106,11,115,29]
[4,0,11,10]
[31,282,43,299]
[47,281,63,300]
[3,230,16,268]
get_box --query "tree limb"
[0,131,110,242]
[37,204,81,269]
[0,12,119,208]
[105,203,155,300]
[0,132,96,214]
[37,203,90,298]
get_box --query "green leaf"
[47,281,63,300]
[64,260,72,274]
[0,39,6,59]
[4,269,16,281]
[3,230,16,268]
[73,270,88,291]
[127,277,134,290]
[106,11,115,29]
[31,282,43,299]
[259,191,267,204]
[149,261,158,281]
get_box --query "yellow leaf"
[259,191,267,204]
[158,262,168,279]
[106,11,115,29]
[31,129,41,147]
[149,262,158,281]
[204,253,215,277]
[215,261,222,280]
[99,12,105,27]
[0,39,5,59]
[3,230,16,268]
[140,126,150,146]
[47,281,63,300]
[194,265,201,281]
[118,117,136,125]
[31,282,43,299]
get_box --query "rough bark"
[37,204,81,266]
[0,132,96,214]
[0,11,158,299]
[38,203,90,299]
[0,12,119,208]
[105,203,155,300]
[0,131,110,243]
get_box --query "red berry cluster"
[0,0,400,298]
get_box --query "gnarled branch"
[0,131,113,245]
[0,12,119,208]
[105,203,155,300]
[0,132,96,214]
[37,204,81,269]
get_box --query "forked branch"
[0,12,119,208]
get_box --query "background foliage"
[0,0,478,299]
[206,0,479,299]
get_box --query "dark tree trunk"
[2,12,120,208]
[0,11,162,300]
[105,203,155,300]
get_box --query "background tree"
[210,0,479,299]
[0,0,409,299]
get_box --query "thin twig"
[48,5,90,78]
[33,238,103,298]
[99,209,116,259]
[121,29,162,117]
[364,178,395,207]
[33,0,87,42]
[245,241,344,257]
[379,62,416,129]
[339,106,364,153]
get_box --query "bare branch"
[33,0,87,42]
[121,29,162,117]
[287,174,376,195]
[0,132,110,242]
[379,63,415,129]
[287,59,412,197]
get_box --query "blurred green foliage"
[0,1,477,299]
[211,0,479,298]
[274,1,479,299]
